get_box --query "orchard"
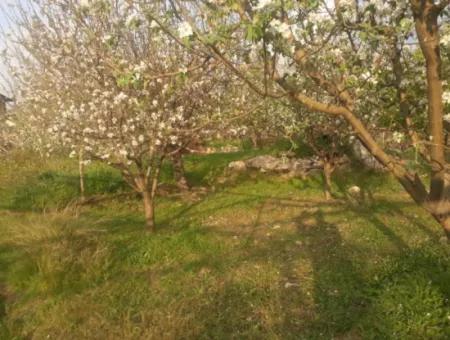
[0,1,449,338]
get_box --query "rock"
[439,236,449,245]
[348,185,361,195]
[228,154,342,176]
[278,150,296,158]
[284,282,300,288]
[278,159,294,171]
[352,140,385,171]
[221,145,240,153]
[228,160,247,171]
[242,156,298,172]
[245,155,305,172]
[204,147,215,154]
[348,185,364,202]
[246,155,283,171]
[291,158,322,171]
[216,176,228,184]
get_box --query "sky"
[0,9,10,94]
[0,0,25,96]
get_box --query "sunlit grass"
[0,149,449,339]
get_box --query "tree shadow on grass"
[332,169,442,243]
[1,177,448,339]
[151,198,368,337]
[176,192,449,338]
[293,209,369,337]
[155,205,361,338]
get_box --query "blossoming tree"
[4,0,234,231]
[145,0,450,240]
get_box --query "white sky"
[0,11,10,95]
[0,0,25,96]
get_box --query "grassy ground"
[0,149,449,339]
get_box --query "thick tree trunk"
[172,152,189,190]
[412,1,450,240]
[142,190,155,232]
[323,160,334,201]
[414,4,446,203]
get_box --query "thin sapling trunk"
[142,189,155,231]
[79,148,85,201]
[323,159,334,201]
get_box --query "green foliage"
[245,21,263,42]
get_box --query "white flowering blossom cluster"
[443,91,450,104]
[392,131,406,144]
[213,0,417,118]
[178,21,194,38]
[202,0,429,134]
[15,2,234,162]
[4,0,237,228]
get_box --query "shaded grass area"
[0,150,449,339]
[0,146,274,211]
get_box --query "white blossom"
[392,131,405,143]
[443,91,450,104]
[5,120,16,127]
[79,0,90,8]
[441,33,450,46]
[114,92,128,104]
[276,55,296,77]
[269,19,292,39]
[178,21,193,38]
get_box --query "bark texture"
[142,189,155,232]
[79,149,85,200]
[323,160,334,201]
[172,152,189,190]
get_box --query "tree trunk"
[79,149,85,200]
[414,5,446,204]
[172,152,189,190]
[440,217,450,242]
[411,1,450,240]
[142,190,155,232]
[250,130,262,149]
[323,160,334,201]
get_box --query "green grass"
[0,149,449,339]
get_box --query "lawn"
[0,150,449,339]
